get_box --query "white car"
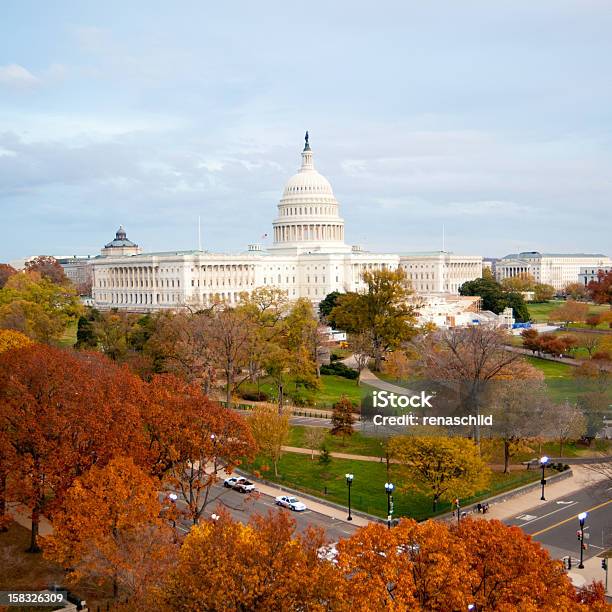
[223,476,256,493]
[275,495,307,512]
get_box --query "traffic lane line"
[530,499,612,537]
[511,501,579,529]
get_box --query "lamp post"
[539,456,549,500]
[578,512,587,569]
[385,482,394,530]
[168,492,178,529]
[345,473,353,521]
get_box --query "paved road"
[504,480,612,563]
[169,480,358,543]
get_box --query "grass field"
[58,320,78,347]
[244,452,545,520]
[240,373,362,408]
[288,426,386,456]
[527,300,609,323]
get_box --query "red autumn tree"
[0,263,16,289]
[143,374,257,524]
[25,256,68,286]
[0,345,146,550]
[588,269,612,308]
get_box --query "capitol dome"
[270,133,349,253]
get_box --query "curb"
[436,468,574,521]
[234,467,385,524]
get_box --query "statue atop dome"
[304,130,310,151]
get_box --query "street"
[504,480,612,564]
[169,480,359,543]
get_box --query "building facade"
[578,265,612,287]
[495,252,612,291]
[92,136,483,311]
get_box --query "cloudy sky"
[1,1,611,262]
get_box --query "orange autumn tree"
[42,456,176,603]
[161,510,341,611]
[455,518,601,611]
[336,518,469,611]
[143,374,257,524]
[336,518,606,612]
[0,331,32,530]
[0,345,146,551]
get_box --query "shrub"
[320,362,359,380]
[240,391,269,402]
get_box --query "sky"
[1,0,611,262]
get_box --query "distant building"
[399,252,483,294]
[55,255,95,290]
[578,265,612,287]
[91,135,483,312]
[101,225,142,258]
[495,252,612,291]
[414,294,514,328]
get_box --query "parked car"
[223,476,256,493]
[275,495,307,512]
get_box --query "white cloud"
[0,64,40,88]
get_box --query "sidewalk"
[7,502,53,536]
[484,465,607,521]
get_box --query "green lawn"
[58,320,78,347]
[287,426,386,456]
[526,300,565,322]
[527,300,610,324]
[244,452,546,520]
[525,356,574,378]
[240,374,362,408]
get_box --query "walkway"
[504,345,612,371]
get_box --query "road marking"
[530,499,612,537]
[517,514,538,521]
[516,501,578,527]
[556,501,574,505]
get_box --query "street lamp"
[539,456,549,500]
[385,482,394,530]
[467,605,476,611]
[167,493,178,529]
[578,512,588,569]
[345,473,354,521]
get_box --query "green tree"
[319,291,342,322]
[389,436,490,512]
[0,271,81,343]
[330,268,417,371]
[459,275,530,322]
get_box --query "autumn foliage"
[42,457,177,603]
[158,512,607,611]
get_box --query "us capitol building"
[91,134,483,311]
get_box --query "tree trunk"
[0,471,7,532]
[274,459,279,477]
[559,438,564,457]
[503,440,510,474]
[432,496,438,512]
[225,362,233,408]
[28,507,41,553]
